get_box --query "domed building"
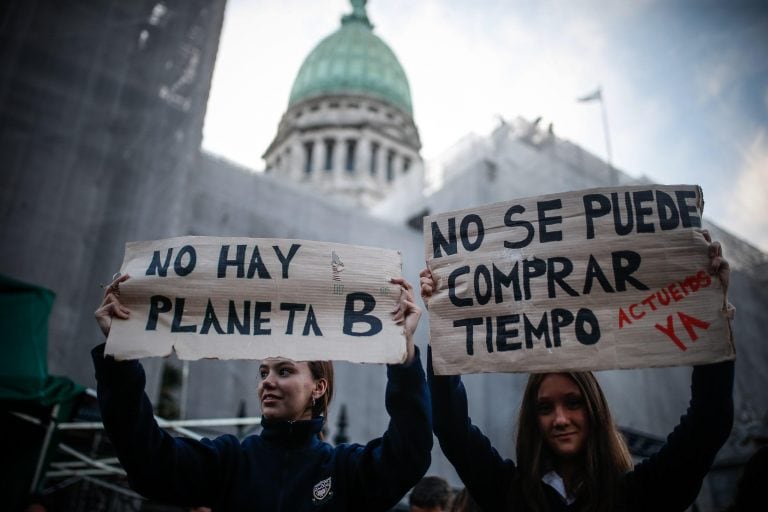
[263,0,423,206]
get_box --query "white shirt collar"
[542,470,576,505]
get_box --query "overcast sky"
[202,0,768,252]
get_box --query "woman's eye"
[279,368,291,376]
[259,371,268,379]
[566,398,583,409]
[537,403,553,415]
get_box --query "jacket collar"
[260,416,324,448]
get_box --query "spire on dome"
[341,0,373,29]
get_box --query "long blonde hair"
[515,371,633,511]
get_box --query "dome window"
[370,142,379,176]
[345,139,357,174]
[324,139,336,172]
[386,149,395,182]
[303,141,314,175]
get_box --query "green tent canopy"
[0,274,83,405]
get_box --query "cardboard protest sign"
[105,237,406,363]
[424,185,735,375]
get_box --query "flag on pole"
[577,87,602,102]
[576,86,614,177]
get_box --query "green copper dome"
[288,0,413,114]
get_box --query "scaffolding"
[6,387,262,511]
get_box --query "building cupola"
[263,0,423,207]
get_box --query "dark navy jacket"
[429,348,734,512]
[93,344,432,511]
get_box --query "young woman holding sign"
[420,232,734,512]
[92,276,431,511]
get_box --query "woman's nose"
[553,406,569,426]
[261,372,276,388]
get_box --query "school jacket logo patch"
[312,476,333,505]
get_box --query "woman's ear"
[313,378,328,399]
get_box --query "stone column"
[332,133,344,183]
[356,136,369,178]
[377,143,388,186]
[290,137,303,181]
[356,135,371,196]
[313,136,325,180]
[368,137,380,183]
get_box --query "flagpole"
[577,85,616,185]
[599,89,612,172]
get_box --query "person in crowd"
[93,275,431,511]
[723,444,767,511]
[409,475,453,512]
[420,231,735,511]
[448,488,482,512]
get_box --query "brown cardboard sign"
[105,237,406,363]
[424,185,734,375]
